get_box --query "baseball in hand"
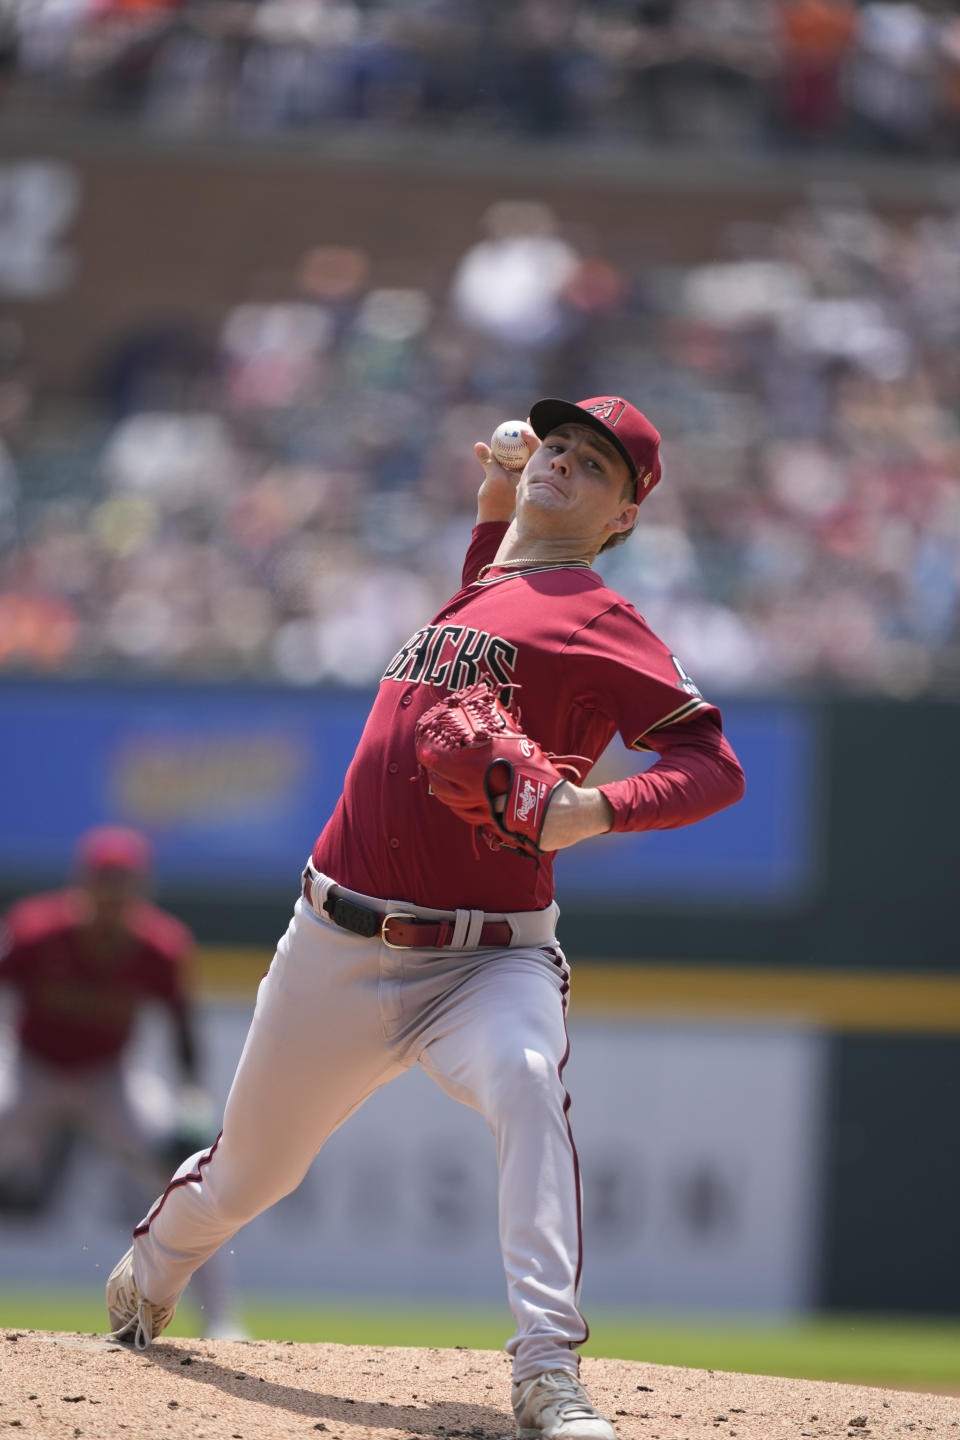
[490,421,535,472]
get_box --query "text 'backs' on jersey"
[314,523,729,912]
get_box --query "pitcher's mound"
[0,1330,956,1439]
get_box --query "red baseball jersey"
[314,522,743,912]
[0,889,193,1070]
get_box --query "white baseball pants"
[132,878,588,1381]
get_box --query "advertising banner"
[0,684,816,902]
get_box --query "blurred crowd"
[3,0,960,155]
[1,188,959,698]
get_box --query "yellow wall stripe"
[196,946,269,998]
[195,948,960,1034]
[570,963,960,1033]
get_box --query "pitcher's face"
[516,425,637,548]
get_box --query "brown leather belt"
[302,872,513,950]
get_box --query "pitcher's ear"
[613,502,639,533]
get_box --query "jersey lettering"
[448,628,489,689]
[383,624,518,692]
[421,625,466,688]
[383,627,431,681]
[405,629,439,684]
[486,636,520,687]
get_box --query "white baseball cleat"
[512,1370,617,1440]
[106,1245,176,1351]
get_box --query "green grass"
[3,1290,959,1393]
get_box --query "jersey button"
[389,837,401,849]
[400,694,412,708]
[388,763,399,775]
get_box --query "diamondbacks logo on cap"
[585,398,625,427]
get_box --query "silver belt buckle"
[381,911,419,949]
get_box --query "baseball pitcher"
[106,397,745,1440]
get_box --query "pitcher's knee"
[485,1046,562,1116]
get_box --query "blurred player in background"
[0,825,243,1339]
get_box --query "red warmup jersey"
[0,889,193,1070]
[314,522,744,912]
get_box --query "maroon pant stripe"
[549,947,589,1352]
[133,1131,223,1238]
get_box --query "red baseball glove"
[414,681,574,855]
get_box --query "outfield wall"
[0,682,957,1315]
[2,988,956,1316]
[0,1001,826,1315]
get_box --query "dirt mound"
[0,1330,956,1439]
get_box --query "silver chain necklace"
[492,556,592,568]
